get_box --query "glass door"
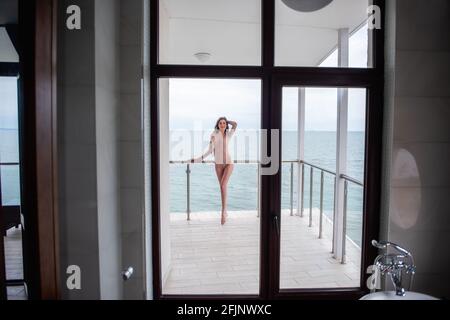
[153,0,266,298]
[157,78,262,296]
[0,76,23,300]
[152,0,383,300]
[270,81,371,297]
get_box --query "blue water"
[170,131,365,245]
[0,128,21,206]
[0,128,365,244]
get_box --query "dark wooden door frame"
[19,0,60,300]
[151,0,384,300]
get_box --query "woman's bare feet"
[221,210,228,225]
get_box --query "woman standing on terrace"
[189,117,237,225]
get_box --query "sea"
[0,129,365,245]
[0,128,21,206]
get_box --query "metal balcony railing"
[169,159,363,264]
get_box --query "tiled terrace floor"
[164,209,361,295]
[4,227,27,300]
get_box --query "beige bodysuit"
[207,129,235,165]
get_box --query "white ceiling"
[276,0,368,29]
[0,27,19,63]
[163,0,367,29]
[162,0,261,23]
[160,0,370,66]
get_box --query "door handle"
[122,267,134,281]
[273,215,280,237]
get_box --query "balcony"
[163,160,363,294]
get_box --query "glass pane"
[346,88,366,248]
[0,77,19,164]
[159,0,261,65]
[280,86,366,289]
[275,0,373,68]
[160,78,261,295]
[0,77,21,206]
[1,165,21,206]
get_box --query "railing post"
[341,180,348,264]
[186,164,191,221]
[300,163,304,218]
[332,176,336,254]
[290,162,294,216]
[257,164,260,218]
[309,166,313,227]
[319,170,324,239]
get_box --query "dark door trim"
[151,0,385,300]
[0,62,19,76]
[19,0,60,299]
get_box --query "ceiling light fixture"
[281,0,333,12]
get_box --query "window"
[0,76,20,206]
[280,86,366,289]
[159,78,262,295]
[151,0,384,300]
[275,0,373,68]
[159,0,262,65]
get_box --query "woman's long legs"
[220,164,234,224]
[216,164,225,219]
[215,165,225,223]
[215,164,225,184]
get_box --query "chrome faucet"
[372,240,416,296]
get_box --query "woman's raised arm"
[228,120,238,130]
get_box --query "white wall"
[159,79,172,288]
[382,0,450,299]
[119,0,147,300]
[58,0,100,300]
[95,0,122,300]
[142,0,153,299]
[58,0,147,300]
